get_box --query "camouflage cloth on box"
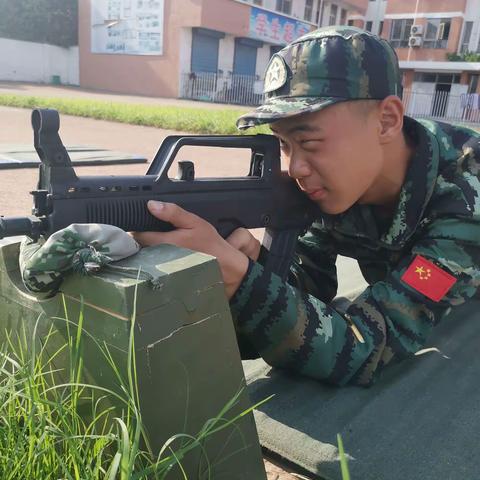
[230,117,480,386]
[20,224,140,296]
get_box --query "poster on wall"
[249,7,312,45]
[91,0,164,55]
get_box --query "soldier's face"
[270,102,384,214]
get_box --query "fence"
[180,74,480,126]
[403,89,480,125]
[180,72,263,106]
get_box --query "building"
[351,0,480,121]
[79,0,480,121]
[79,0,368,104]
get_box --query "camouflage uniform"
[231,27,480,386]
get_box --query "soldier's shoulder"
[417,118,480,163]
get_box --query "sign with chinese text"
[249,7,312,45]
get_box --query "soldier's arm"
[286,220,338,303]
[229,217,480,386]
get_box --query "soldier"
[134,26,480,385]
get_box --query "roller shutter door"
[191,28,222,73]
[233,38,258,76]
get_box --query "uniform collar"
[322,116,440,247]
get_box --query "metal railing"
[180,72,263,106]
[180,75,480,126]
[402,89,480,125]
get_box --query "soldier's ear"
[378,96,404,144]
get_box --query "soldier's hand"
[226,228,261,262]
[132,201,249,299]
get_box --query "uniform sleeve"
[235,221,338,359]
[229,217,480,386]
[287,221,339,303]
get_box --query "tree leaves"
[0,0,77,48]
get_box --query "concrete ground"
[0,82,366,480]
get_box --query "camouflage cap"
[236,26,402,130]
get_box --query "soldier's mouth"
[306,188,327,200]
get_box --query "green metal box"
[0,238,266,479]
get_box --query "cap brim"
[236,96,348,130]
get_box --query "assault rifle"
[0,109,318,279]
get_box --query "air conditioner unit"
[411,24,423,36]
[409,36,423,47]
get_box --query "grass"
[0,92,478,136]
[0,296,272,479]
[0,93,270,135]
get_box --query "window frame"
[423,18,451,49]
[460,21,473,53]
[389,18,413,48]
[304,0,313,22]
[329,4,338,26]
[276,0,292,15]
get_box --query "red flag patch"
[401,255,457,302]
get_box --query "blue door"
[233,39,258,76]
[191,28,222,73]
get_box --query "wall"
[80,0,255,97]
[364,0,388,35]
[80,0,204,97]
[385,0,467,15]
[0,38,79,85]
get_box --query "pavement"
[0,81,365,480]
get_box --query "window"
[389,18,413,48]
[348,19,354,27]
[304,0,313,22]
[423,18,451,49]
[469,75,479,93]
[366,21,373,32]
[413,72,460,84]
[329,4,338,26]
[461,21,473,53]
[316,1,326,25]
[378,20,384,35]
[276,0,292,15]
[340,8,347,26]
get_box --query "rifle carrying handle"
[147,134,281,182]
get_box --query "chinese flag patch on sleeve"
[401,255,457,302]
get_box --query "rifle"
[0,109,318,280]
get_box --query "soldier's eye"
[302,139,323,149]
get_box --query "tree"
[0,0,78,48]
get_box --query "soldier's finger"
[147,201,200,230]
[131,230,170,247]
[226,228,251,250]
